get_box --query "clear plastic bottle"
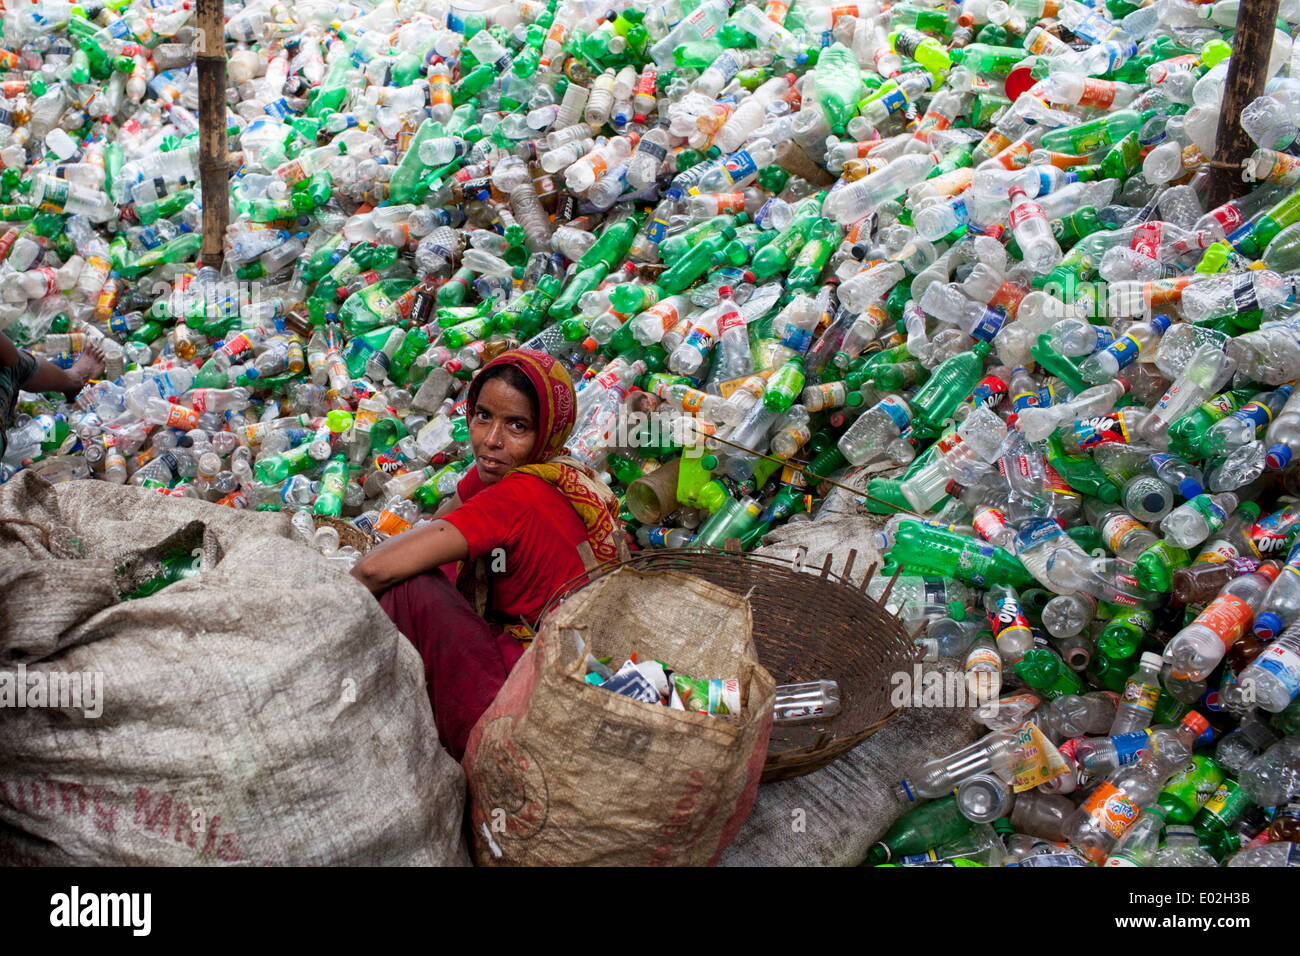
[1164,562,1282,680]
[1110,652,1165,736]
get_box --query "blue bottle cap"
[1267,443,1292,470]
[1179,478,1203,499]
[1141,490,1167,514]
[1254,611,1283,641]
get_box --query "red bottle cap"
[1004,65,1036,102]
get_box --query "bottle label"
[1112,731,1149,765]
[1012,388,1039,412]
[1010,721,1070,792]
[720,149,759,186]
[965,644,1001,671]
[779,325,814,352]
[1130,221,1163,260]
[165,404,200,430]
[1251,504,1300,556]
[1160,756,1224,814]
[1232,275,1261,312]
[1017,852,1090,867]
[1120,678,1160,715]
[1255,642,1300,697]
[1195,593,1253,646]
[880,86,909,116]
[1187,494,1228,530]
[681,325,715,356]
[898,849,940,864]
[1078,78,1116,109]
[969,307,1005,342]
[973,507,1009,543]
[1200,780,1246,824]
[1015,517,1063,552]
[1008,199,1046,228]
[877,396,911,431]
[969,376,1008,411]
[1073,412,1128,449]
[989,593,1033,653]
[1081,781,1141,840]
[1107,332,1143,369]
[1101,513,1146,554]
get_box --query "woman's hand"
[350,519,471,595]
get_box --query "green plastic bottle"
[313,455,350,517]
[866,796,972,865]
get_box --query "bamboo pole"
[196,0,229,268]
[1204,0,1282,210]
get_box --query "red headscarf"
[465,348,576,465]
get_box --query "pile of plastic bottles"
[5,0,1300,865]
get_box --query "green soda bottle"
[763,356,806,412]
[313,455,350,517]
[657,226,737,294]
[866,796,972,865]
[1039,109,1147,154]
[883,521,1033,588]
[254,442,316,485]
[1193,778,1253,860]
[1168,389,1254,459]
[1014,648,1085,700]
[339,278,416,335]
[1132,539,1191,593]
[1157,756,1227,825]
[908,341,991,440]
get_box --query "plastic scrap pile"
[5,0,1300,866]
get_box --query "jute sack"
[0,472,469,866]
[463,568,775,866]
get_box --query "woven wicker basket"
[312,514,375,554]
[540,544,918,783]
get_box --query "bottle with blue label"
[1078,314,1171,384]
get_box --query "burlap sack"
[463,568,775,866]
[0,472,469,866]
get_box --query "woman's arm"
[350,518,470,594]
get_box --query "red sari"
[378,350,629,761]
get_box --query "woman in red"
[351,349,628,759]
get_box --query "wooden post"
[1205,0,1282,210]
[196,0,229,268]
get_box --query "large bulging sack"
[463,568,775,866]
[0,473,468,866]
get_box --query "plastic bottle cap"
[1003,65,1036,102]
[1241,501,1262,520]
[1254,611,1282,640]
[326,410,353,433]
[1182,712,1210,737]
[1267,443,1292,470]
[1178,478,1202,499]
[701,455,718,470]
[845,391,864,407]
[1141,491,1166,514]
[718,285,732,297]
[1140,651,1164,670]
[948,600,967,622]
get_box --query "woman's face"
[469,378,537,483]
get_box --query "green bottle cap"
[326,410,353,433]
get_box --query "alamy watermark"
[889,664,1000,713]
[0,663,103,718]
